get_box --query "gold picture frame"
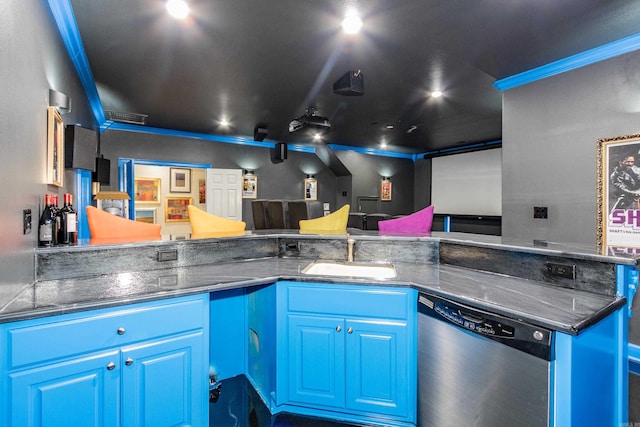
[165,197,192,222]
[47,107,64,187]
[134,177,161,203]
[596,133,640,254]
[381,179,392,201]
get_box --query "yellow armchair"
[187,205,246,238]
[299,204,350,234]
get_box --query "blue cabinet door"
[287,314,345,408]
[9,350,120,427]
[121,331,207,427]
[345,319,409,418]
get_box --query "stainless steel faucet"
[347,233,355,262]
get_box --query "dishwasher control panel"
[418,293,552,360]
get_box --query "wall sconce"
[49,89,72,114]
[244,169,255,175]
[381,176,392,201]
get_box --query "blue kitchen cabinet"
[276,281,417,426]
[0,294,209,427]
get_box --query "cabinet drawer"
[284,282,412,319]
[7,294,207,370]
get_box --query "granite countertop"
[0,256,623,335]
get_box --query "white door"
[206,169,242,221]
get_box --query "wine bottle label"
[39,224,52,241]
[67,213,77,232]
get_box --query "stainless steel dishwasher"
[417,292,552,427]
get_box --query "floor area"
[209,375,359,427]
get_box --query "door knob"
[107,362,116,370]
[117,327,126,335]
[347,327,353,334]
[336,326,342,332]
[125,357,134,366]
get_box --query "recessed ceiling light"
[166,0,189,19]
[431,90,443,98]
[313,133,323,141]
[386,125,394,129]
[341,7,362,34]
[219,118,230,127]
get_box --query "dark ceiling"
[68,0,640,155]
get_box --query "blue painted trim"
[118,158,212,217]
[327,144,414,159]
[494,32,640,91]
[630,344,640,375]
[74,169,93,240]
[443,215,451,232]
[47,0,105,124]
[105,122,277,149]
[120,158,212,169]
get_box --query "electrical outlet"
[23,209,32,234]
[533,206,548,219]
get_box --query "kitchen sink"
[302,260,397,279]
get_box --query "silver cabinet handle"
[347,327,353,334]
[336,326,341,332]
[117,327,126,335]
[125,357,134,366]
[107,362,116,370]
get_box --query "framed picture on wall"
[134,177,160,203]
[199,179,206,204]
[243,174,258,199]
[596,133,640,254]
[135,208,156,224]
[47,107,64,187]
[304,177,317,200]
[381,179,392,201]
[165,197,192,222]
[170,168,191,193]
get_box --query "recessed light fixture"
[219,118,230,127]
[386,125,394,129]
[342,7,362,34]
[313,133,323,141]
[167,0,189,19]
[431,90,443,98]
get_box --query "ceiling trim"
[327,144,416,160]
[422,140,502,159]
[47,0,105,123]
[494,31,640,91]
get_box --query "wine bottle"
[51,194,61,246]
[59,193,77,245]
[38,194,55,247]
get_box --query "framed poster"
[381,179,392,201]
[199,179,206,204]
[134,177,160,203]
[47,107,64,187]
[165,197,192,222]
[170,168,191,193]
[596,133,640,254]
[304,177,317,200]
[135,208,156,224]
[243,174,258,199]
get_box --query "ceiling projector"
[288,110,331,134]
